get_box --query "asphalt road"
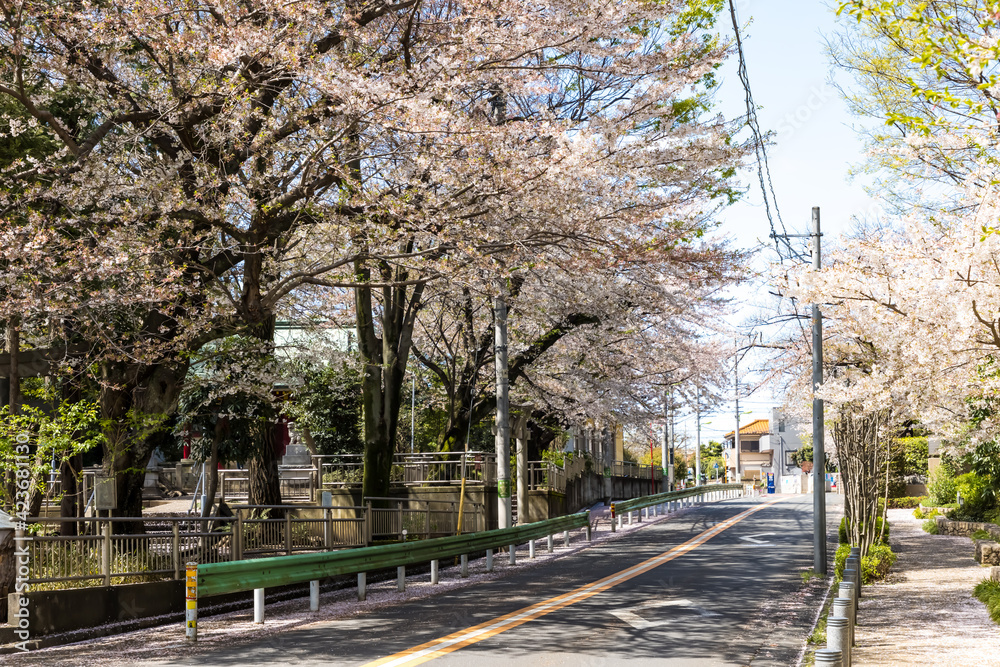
[149,494,823,667]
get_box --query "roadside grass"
[974,579,1000,625]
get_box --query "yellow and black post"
[186,562,198,641]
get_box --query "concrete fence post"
[430,560,439,584]
[838,581,857,645]
[832,597,854,652]
[397,565,406,591]
[461,554,469,577]
[814,648,843,666]
[827,615,850,667]
[253,588,265,624]
[310,580,320,611]
[185,562,198,642]
[102,520,112,586]
[173,523,181,579]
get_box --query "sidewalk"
[850,508,1000,666]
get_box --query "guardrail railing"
[608,483,747,530]
[184,511,591,640]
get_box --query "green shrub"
[913,507,926,519]
[840,516,889,545]
[974,578,1000,625]
[861,543,897,583]
[887,496,927,509]
[971,529,994,541]
[835,542,897,584]
[928,466,958,506]
[922,519,940,534]
[949,472,995,521]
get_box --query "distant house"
[722,409,808,490]
[722,419,771,481]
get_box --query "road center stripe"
[362,496,785,667]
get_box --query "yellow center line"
[362,496,786,667]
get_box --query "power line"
[727,0,805,264]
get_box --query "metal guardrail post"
[310,580,320,611]
[397,566,406,591]
[431,559,439,584]
[486,548,494,572]
[563,529,570,547]
[547,534,554,552]
[529,540,535,559]
[102,520,111,586]
[173,522,181,579]
[586,518,592,542]
[185,562,198,641]
[254,588,265,624]
[358,572,367,600]
[508,544,516,565]
[461,554,469,577]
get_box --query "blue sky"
[678,0,879,443]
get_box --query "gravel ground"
[851,508,1000,666]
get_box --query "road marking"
[361,496,785,667]
[738,532,775,545]
[609,599,721,629]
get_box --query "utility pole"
[667,388,676,491]
[410,372,415,453]
[494,291,512,530]
[696,391,702,486]
[770,208,827,574]
[733,349,740,484]
[811,206,827,574]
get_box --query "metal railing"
[364,497,485,540]
[218,468,315,501]
[313,452,497,491]
[20,507,368,590]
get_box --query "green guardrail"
[184,511,590,640]
[610,483,746,524]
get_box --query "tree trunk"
[354,258,425,502]
[0,529,13,623]
[101,360,188,530]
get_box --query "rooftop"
[723,419,770,440]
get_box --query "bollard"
[832,596,854,651]
[547,534,554,552]
[461,554,469,577]
[845,559,861,612]
[842,568,860,620]
[397,565,406,592]
[509,544,516,566]
[839,581,857,641]
[309,580,320,612]
[486,548,494,572]
[358,572,367,600]
[564,529,570,547]
[253,588,265,624]
[628,510,634,526]
[610,504,617,532]
[815,648,843,667]
[827,615,850,667]
[529,540,536,559]
[430,560,439,585]
[185,562,198,641]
